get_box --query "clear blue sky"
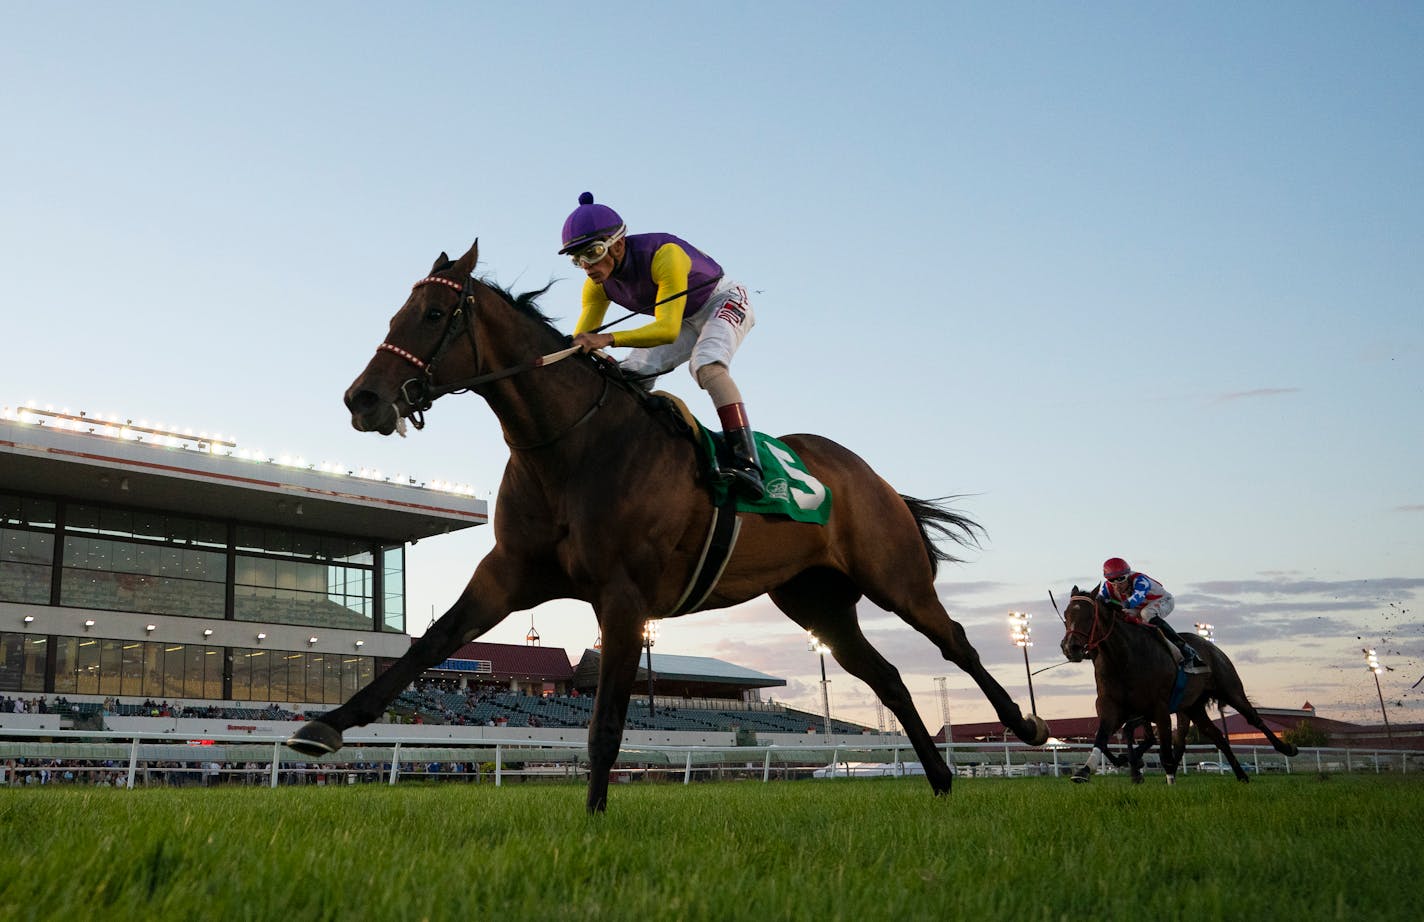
[4,2,1421,732]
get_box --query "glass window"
[233,648,270,702]
[16,636,46,692]
[326,536,373,566]
[182,646,205,695]
[231,648,251,700]
[141,642,162,698]
[0,632,25,690]
[341,656,362,701]
[0,527,54,604]
[269,652,294,703]
[133,511,167,539]
[53,635,77,693]
[234,556,373,630]
[0,634,51,693]
[99,639,124,695]
[120,640,144,696]
[157,643,184,698]
[319,654,341,704]
[0,494,57,528]
[237,526,372,564]
[203,647,224,700]
[193,520,227,549]
[383,546,405,633]
[75,637,101,695]
[60,536,225,618]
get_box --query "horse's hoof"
[1284,744,1300,757]
[1236,773,1251,783]
[1165,774,1176,786]
[286,721,343,757]
[1020,713,1050,747]
[1070,770,1090,784]
[1131,774,1145,785]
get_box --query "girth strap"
[663,492,741,617]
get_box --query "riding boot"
[724,426,765,500]
[716,402,764,500]
[1151,616,1205,671]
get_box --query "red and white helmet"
[1102,557,1131,580]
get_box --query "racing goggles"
[568,228,626,268]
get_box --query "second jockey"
[560,192,764,500]
[1098,557,1206,672]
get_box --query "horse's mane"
[425,251,562,332]
[478,277,560,330]
[464,270,657,397]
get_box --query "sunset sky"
[4,3,1420,734]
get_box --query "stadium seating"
[383,688,869,734]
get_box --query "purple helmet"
[559,192,625,254]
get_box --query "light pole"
[1008,611,1037,715]
[934,675,955,768]
[643,621,658,719]
[1364,648,1393,740]
[808,632,832,740]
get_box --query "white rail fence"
[1,727,1420,789]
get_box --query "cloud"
[1211,387,1301,404]
[1190,577,1424,599]
[1398,505,1424,513]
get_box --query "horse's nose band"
[377,342,429,372]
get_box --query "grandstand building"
[0,403,486,708]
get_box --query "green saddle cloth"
[699,428,832,525]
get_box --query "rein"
[376,274,586,434]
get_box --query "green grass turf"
[3,774,1422,921]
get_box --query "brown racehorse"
[287,241,1049,812]
[1059,586,1297,784]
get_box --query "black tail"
[901,495,984,576]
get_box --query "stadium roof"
[2,405,487,542]
[571,649,786,690]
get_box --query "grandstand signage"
[435,658,494,674]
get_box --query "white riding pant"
[619,279,755,384]
[1140,593,1175,623]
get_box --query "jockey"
[560,192,764,499]
[1098,557,1206,671]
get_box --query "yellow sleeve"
[610,243,691,348]
[572,277,611,335]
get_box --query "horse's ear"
[1071,585,1080,595]
[452,239,479,278]
[430,252,451,273]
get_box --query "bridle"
[375,273,600,444]
[1063,592,1117,657]
[376,275,476,430]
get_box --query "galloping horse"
[286,241,1049,812]
[1059,586,1296,784]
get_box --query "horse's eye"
[424,307,445,323]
